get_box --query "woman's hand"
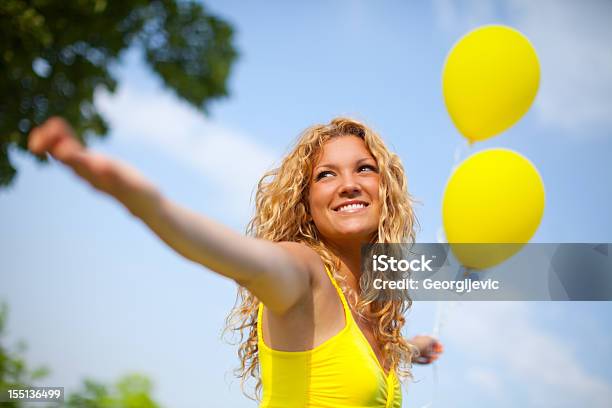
[410,335,444,365]
[28,117,82,161]
[28,117,122,196]
[27,116,157,202]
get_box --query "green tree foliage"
[0,303,50,407]
[0,0,238,188]
[65,374,161,408]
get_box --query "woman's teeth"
[337,203,366,212]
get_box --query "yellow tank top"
[257,265,402,408]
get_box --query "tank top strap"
[322,264,352,318]
[257,301,264,343]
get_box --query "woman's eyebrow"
[315,157,375,171]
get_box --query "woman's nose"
[338,175,362,197]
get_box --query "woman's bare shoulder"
[275,241,326,286]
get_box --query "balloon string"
[430,302,443,407]
[452,139,471,169]
[418,300,459,408]
[417,302,443,408]
[421,139,469,408]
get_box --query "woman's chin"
[329,224,377,242]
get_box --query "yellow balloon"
[442,149,545,269]
[443,25,540,143]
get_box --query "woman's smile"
[333,200,370,214]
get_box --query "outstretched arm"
[28,117,317,315]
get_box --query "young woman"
[28,116,443,407]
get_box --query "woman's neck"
[324,238,365,292]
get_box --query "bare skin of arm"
[27,117,319,315]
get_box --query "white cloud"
[511,0,612,131]
[95,84,279,215]
[434,0,612,133]
[444,302,612,406]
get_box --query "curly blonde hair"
[224,117,419,400]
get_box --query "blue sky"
[1,0,611,406]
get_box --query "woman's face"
[308,135,381,245]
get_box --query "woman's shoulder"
[275,241,319,261]
[276,241,327,285]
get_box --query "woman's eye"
[316,171,333,180]
[359,165,377,172]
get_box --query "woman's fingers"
[26,117,109,191]
[414,335,444,353]
[415,355,436,364]
[28,126,45,155]
[415,355,441,365]
[412,336,444,365]
[433,342,444,353]
[27,117,82,158]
